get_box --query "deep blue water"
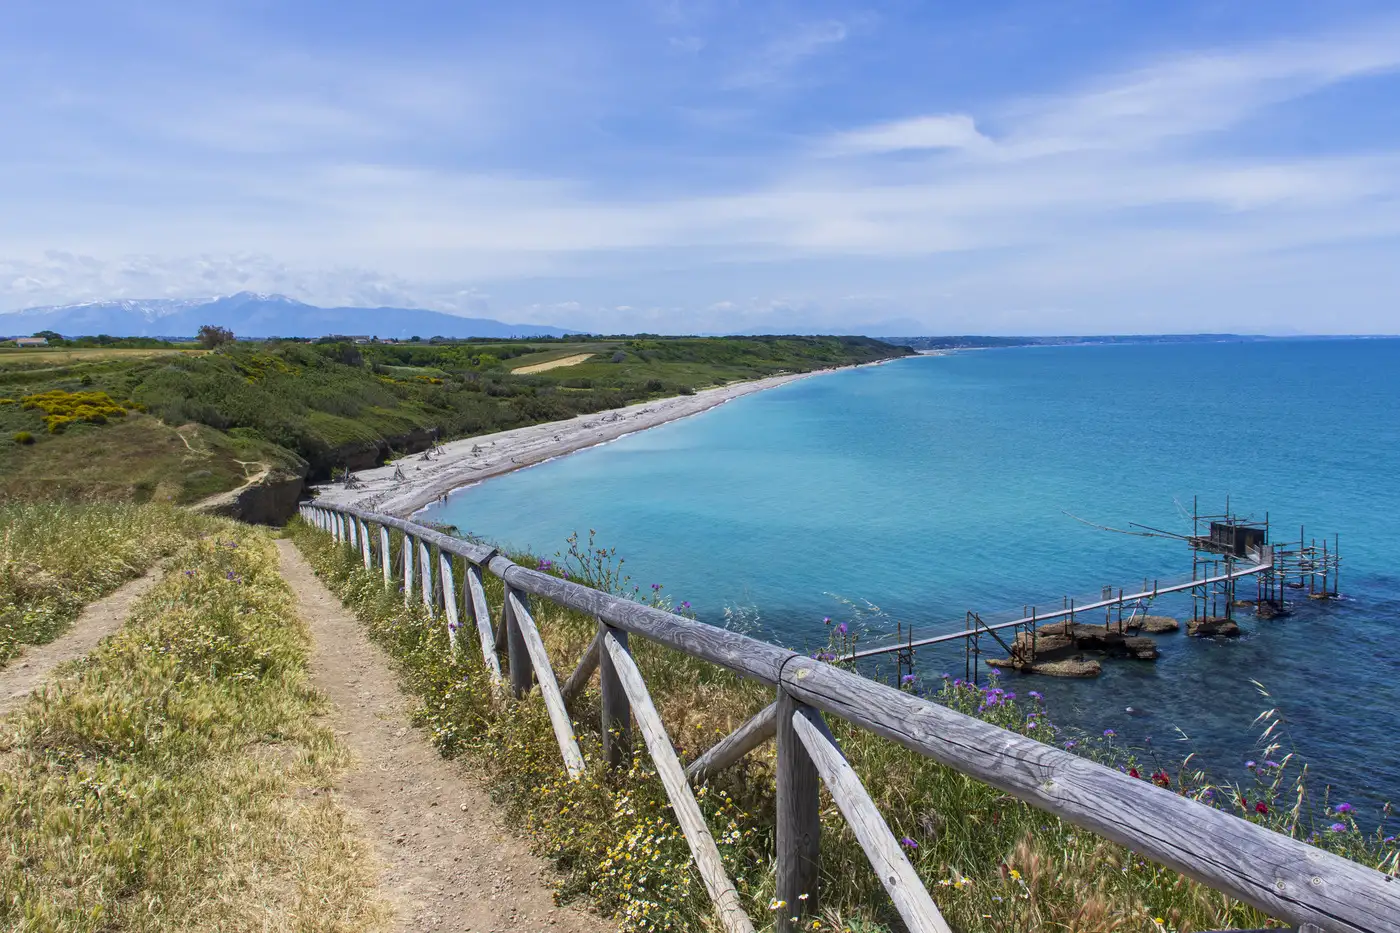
[423,340,1400,815]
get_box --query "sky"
[2,1,1399,336]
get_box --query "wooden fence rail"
[300,502,1398,933]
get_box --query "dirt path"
[0,566,165,716]
[511,352,594,374]
[274,540,612,933]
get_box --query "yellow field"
[511,352,594,374]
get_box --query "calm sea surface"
[422,340,1400,813]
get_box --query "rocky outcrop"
[1129,614,1180,633]
[1187,616,1242,638]
[987,621,1158,677]
[987,655,1103,677]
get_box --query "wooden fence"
[300,502,1398,933]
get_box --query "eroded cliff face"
[192,466,308,526]
[326,427,440,473]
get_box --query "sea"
[421,339,1400,818]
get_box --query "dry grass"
[0,348,202,369]
[0,520,389,932]
[0,501,203,668]
[512,352,596,374]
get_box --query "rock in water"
[1187,616,1242,638]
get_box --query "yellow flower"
[1008,869,1022,881]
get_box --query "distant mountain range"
[1,292,578,339]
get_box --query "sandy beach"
[312,368,844,517]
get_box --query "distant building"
[14,337,48,347]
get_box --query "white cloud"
[724,19,848,88]
[821,114,991,155]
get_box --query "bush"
[644,378,665,392]
[19,389,135,433]
[12,431,33,445]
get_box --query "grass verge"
[0,520,388,932]
[0,501,203,668]
[289,520,1396,933]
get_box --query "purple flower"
[1027,719,1038,729]
[900,836,918,849]
[901,674,916,685]
[1103,729,1116,738]
[1330,822,1347,833]
[1384,836,1396,844]
[1335,802,1354,814]
[681,601,691,609]
[1264,760,1281,769]
[651,583,661,591]
[836,622,848,634]
[1245,760,1257,770]
[1028,690,1043,701]
[941,672,951,679]
[823,616,831,624]
[1063,740,1078,749]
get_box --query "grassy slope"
[290,522,1398,933]
[0,336,911,505]
[0,502,205,668]
[0,519,387,932]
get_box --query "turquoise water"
[423,340,1400,813]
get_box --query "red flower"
[1238,796,1249,810]
[1255,802,1269,815]
[1128,768,1141,779]
[1152,771,1171,788]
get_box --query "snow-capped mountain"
[2,292,578,339]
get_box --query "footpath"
[274,540,611,932]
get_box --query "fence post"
[600,620,631,768]
[418,538,434,614]
[402,533,415,606]
[359,519,373,569]
[506,585,534,698]
[776,687,820,932]
[380,525,392,585]
[440,552,461,652]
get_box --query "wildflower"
[1255,802,1269,815]
[680,601,691,610]
[836,622,848,634]
[1128,768,1141,779]
[900,836,918,849]
[1384,836,1396,844]
[1103,729,1116,738]
[823,616,831,625]
[1335,802,1354,814]
[1330,822,1347,833]
[1064,740,1078,750]
[651,583,661,591]
[1029,690,1043,701]
[1245,760,1257,770]
[901,674,916,685]
[1008,868,1021,880]
[1152,771,1171,788]
[768,899,787,911]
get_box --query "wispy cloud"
[724,19,849,89]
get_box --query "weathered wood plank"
[599,622,630,769]
[496,561,796,687]
[505,586,533,697]
[379,525,392,586]
[779,657,1398,933]
[775,688,820,932]
[418,538,434,614]
[402,533,415,606]
[559,629,602,709]
[791,708,951,933]
[359,519,373,569]
[439,552,461,652]
[685,702,777,786]
[464,564,502,680]
[506,589,585,779]
[603,632,755,933]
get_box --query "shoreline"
[311,362,892,518]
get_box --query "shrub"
[12,431,33,445]
[19,389,134,432]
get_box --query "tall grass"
[0,521,388,932]
[0,501,201,667]
[290,521,1396,933]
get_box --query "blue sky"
[2,1,1399,334]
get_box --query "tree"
[197,325,235,349]
[32,330,63,341]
